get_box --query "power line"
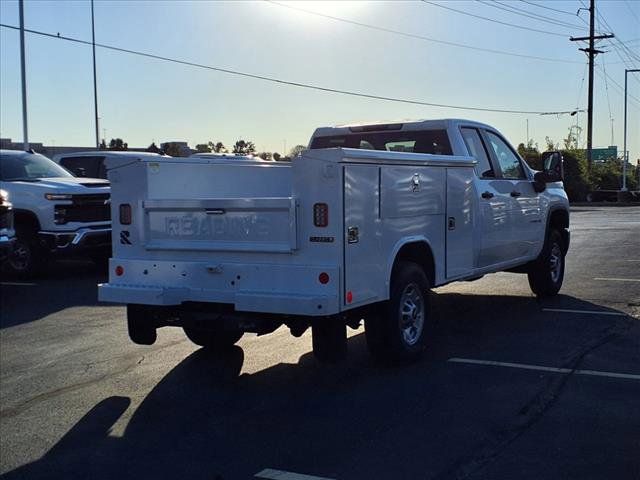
[477,0,589,31]
[265,0,585,65]
[519,0,576,17]
[0,23,583,116]
[623,0,640,24]
[420,0,572,37]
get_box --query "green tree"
[232,140,256,155]
[561,149,590,201]
[195,143,211,153]
[273,152,282,161]
[258,152,272,161]
[99,139,107,150]
[288,145,306,158]
[108,138,128,151]
[208,141,227,153]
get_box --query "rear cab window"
[310,129,453,155]
[59,156,106,178]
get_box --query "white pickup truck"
[99,119,569,362]
[0,150,111,277]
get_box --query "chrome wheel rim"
[399,283,425,346]
[9,241,30,271]
[549,243,562,284]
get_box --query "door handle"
[510,191,521,197]
[481,191,494,199]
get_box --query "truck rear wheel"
[527,229,565,297]
[365,261,430,363]
[312,317,347,363]
[127,304,158,345]
[183,326,243,350]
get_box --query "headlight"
[0,189,8,201]
[45,193,73,200]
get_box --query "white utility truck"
[99,119,570,362]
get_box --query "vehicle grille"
[54,194,111,224]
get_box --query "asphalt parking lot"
[1,206,639,480]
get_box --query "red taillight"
[115,265,124,276]
[318,272,330,284]
[313,203,328,227]
[119,204,131,225]
[346,291,353,304]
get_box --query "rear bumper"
[98,283,337,316]
[98,259,340,316]
[39,227,111,253]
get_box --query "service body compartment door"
[446,167,474,278]
[344,165,382,306]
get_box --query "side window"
[484,131,526,179]
[461,127,494,177]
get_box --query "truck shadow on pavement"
[0,260,107,329]
[3,294,636,480]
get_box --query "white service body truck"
[99,119,570,362]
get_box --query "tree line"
[100,137,306,161]
[517,127,638,201]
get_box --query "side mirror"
[541,151,564,182]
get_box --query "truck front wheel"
[365,261,431,363]
[527,229,566,297]
[183,326,243,350]
[6,226,46,278]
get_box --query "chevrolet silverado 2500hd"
[0,150,111,277]
[98,119,569,362]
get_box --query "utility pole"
[91,0,100,149]
[623,69,640,192]
[570,0,614,171]
[19,0,28,151]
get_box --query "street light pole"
[91,0,99,149]
[19,0,29,151]
[623,69,640,192]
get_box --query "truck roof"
[310,118,496,139]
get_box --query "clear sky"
[0,0,638,160]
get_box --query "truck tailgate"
[144,197,297,253]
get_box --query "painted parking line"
[0,282,37,286]
[542,308,626,316]
[448,358,640,381]
[594,277,640,282]
[255,469,336,480]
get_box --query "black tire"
[127,304,158,345]
[6,226,46,278]
[365,261,431,363]
[312,317,347,363]
[183,325,243,350]
[527,228,565,297]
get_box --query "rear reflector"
[318,272,330,284]
[313,203,329,227]
[115,265,124,276]
[119,204,131,225]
